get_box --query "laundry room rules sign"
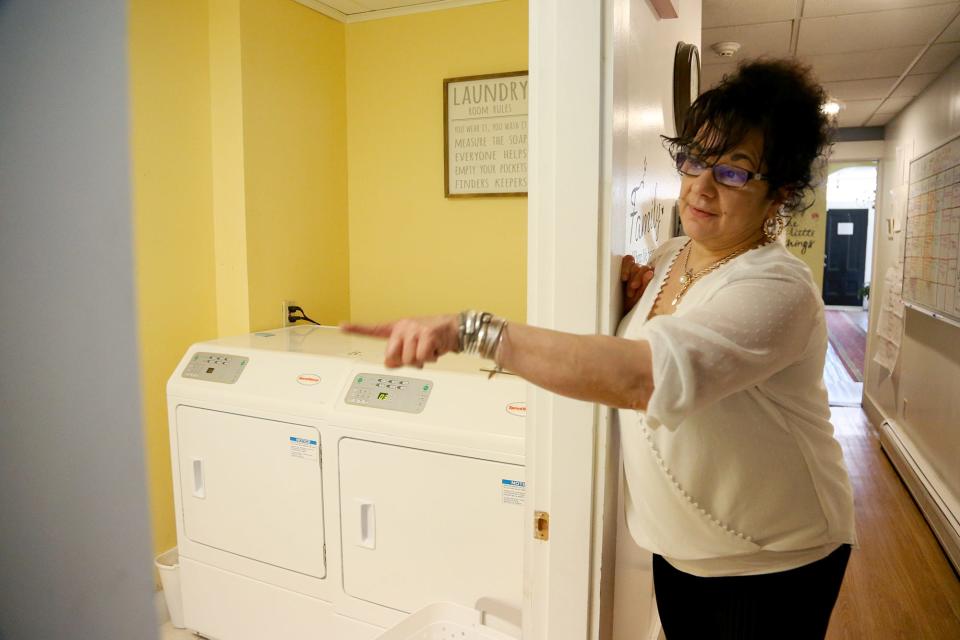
[444,71,528,197]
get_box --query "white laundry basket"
[375,602,518,640]
[154,547,185,629]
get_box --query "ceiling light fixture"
[822,101,842,115]
[710,41,741,57]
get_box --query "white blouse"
[616,236,856,577]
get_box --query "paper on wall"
[873,338,899,374]
[872,261,905,378]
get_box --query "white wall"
[525,2,698,637]
[0,2,156,638]
[601,2,701,638]
[865,55,960,538]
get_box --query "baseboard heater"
[879,419,960,575]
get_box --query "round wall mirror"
[673,42,701,135]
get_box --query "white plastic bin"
[375,602,518,640]
[154,547,185,629]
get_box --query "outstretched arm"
[341,317,655,411]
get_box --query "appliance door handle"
[358,500,376,549]
[192,458,206,499]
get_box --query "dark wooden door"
[823,209,868,306]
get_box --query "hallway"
[827,407,960,638]
[821,310,960,637]
[824,309,868,408]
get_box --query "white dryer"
[166,326,527,639]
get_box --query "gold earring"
[763,215,785,241]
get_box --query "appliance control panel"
[345,373,432,414]
[181,352,248,384]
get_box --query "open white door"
[525,2,604,639]
[525,1,701,639]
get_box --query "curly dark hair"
[662,57,834,213]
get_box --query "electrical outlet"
[282,300,298,328]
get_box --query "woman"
[343,58,855,639]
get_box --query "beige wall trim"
[861,390,884,436]
[294,0,347,22]
[878,417,960,575]
[294,0,505,24]
[831,140,884,163]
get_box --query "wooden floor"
[821,310,960,637]
[826,407,960,639]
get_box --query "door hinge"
[534,511,549,541]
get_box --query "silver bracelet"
[457,311,467,353]
[459,310,507,362]
[480,316,508,361]
[477,315,489,354]
[458,310,485,354]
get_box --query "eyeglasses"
[674,151,767,188]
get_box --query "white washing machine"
[166,326,527,640]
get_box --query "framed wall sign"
[444,71,528,197]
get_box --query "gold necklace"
[671,240,762,306]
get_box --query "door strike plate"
[534,511,549,541]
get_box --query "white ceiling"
[299,0,960,127]
[295,0,500,23]
[702,0,960,127]
[318,0,456,12]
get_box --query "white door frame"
[524,2,611,639]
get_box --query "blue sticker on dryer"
[289,436,319,461]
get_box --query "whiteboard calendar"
[902,134,960,324]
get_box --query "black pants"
[653,544,851,639]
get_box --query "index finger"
[340,322,395,339]
[620,254,637,280]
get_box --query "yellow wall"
[131,0,528,560]
[345,1,529,323]
[785,184,828,291]
[241,0,350,330]
[785,162,881,293]
[129,0,218,557]
[131,0,350,557]
[209,0,252,336]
